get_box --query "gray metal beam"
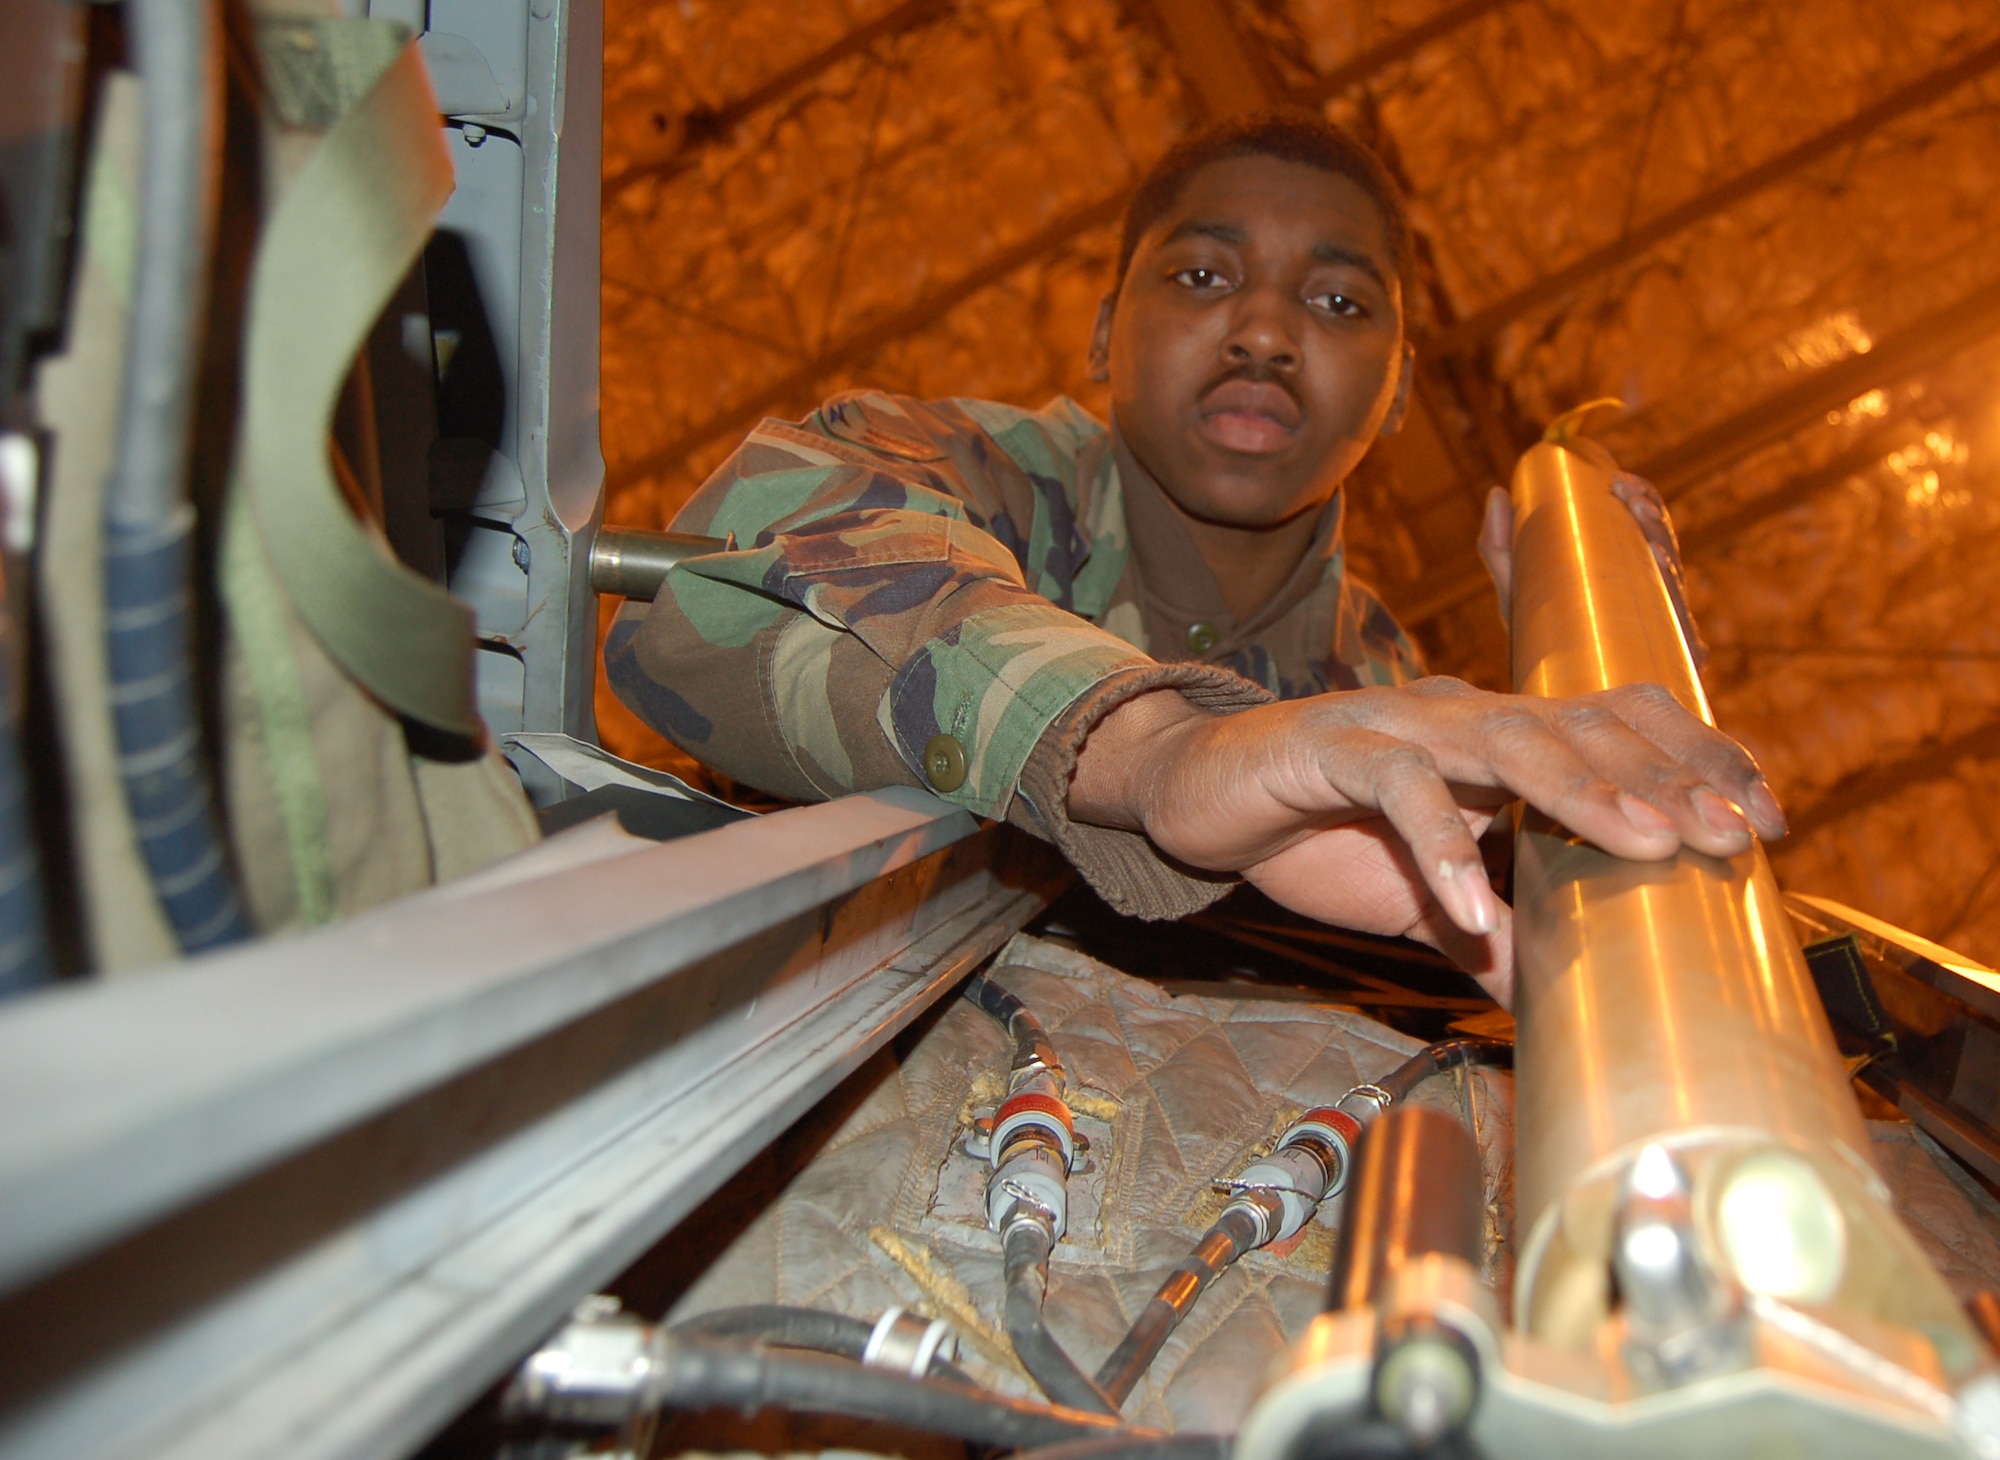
[419,0,603,754]
[1423,33,2000,357]
[0,790,1061,1460]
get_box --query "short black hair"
[1113,111,1411,291]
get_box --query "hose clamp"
[863,1306,960,1378]
[1342,1083,1394,1117]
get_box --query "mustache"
[1198,360,1303,413]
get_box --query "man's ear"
[1377,341,1416,437]
[1087,293,1115,383]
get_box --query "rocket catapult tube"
[1507,439,1974,1356]
[1210,440,2000,1459]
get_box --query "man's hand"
[1480,473,1710,669]
[1067,677,1786,1005]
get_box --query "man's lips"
[1197,377,1302,453]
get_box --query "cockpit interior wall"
[599,0,2000,972]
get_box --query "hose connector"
[864,1307,961,1378]
[504,1294,665,1450]
[988,1085,1074,1241]
[1218,1106,1361,1245]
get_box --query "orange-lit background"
[599,0,2000,964]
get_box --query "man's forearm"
[1064,688,1211,832]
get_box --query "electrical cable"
[0,554,49,993]
[108,0,251,953]
[669,1304,973,1383]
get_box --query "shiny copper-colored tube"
[1506,441,1931,1346]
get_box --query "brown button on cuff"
[922,733,968,793]
[1185,621,1219,655]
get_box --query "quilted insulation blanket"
[666,933,2000,1434]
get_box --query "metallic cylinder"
[1507,441,1967,1357]
[587,525,730,600]
[1327,1106,1482,1315]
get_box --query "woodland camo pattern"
[607,391,1422,819]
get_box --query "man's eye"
[1172,267,1230,290]
[1311,292,1367,318]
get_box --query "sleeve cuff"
[1013,663,1275,921]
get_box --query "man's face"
[1095,153,1409,529]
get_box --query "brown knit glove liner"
[1011,663,1275,920]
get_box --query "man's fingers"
[1403,898,1514,1009]
[1318,732,1499,935]
[1545,697,1756,857]
[1598,683,1787,839]
[1478,487,1514,620]
[1613,473,1711,670]
[1468,705,1696,860]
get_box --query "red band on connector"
[996,1091,1073,1136]
[1294,1107,1361,1146]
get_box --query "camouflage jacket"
[607,391,1424,916]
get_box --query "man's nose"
[1223,285,1302,371]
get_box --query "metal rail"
[0,790,1061,1460]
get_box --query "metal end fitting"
[504,1294,665,1441]
[1615,1144,1747,1386]
[863,1306,960,1377]
[986,1089,1075,1241]
[1221,1106,1361,1245]
[1373,1313,1481,1446]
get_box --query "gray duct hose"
[106,0,250,952]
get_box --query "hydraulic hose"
[670,1304,972,1383]
[1094,1206,1260,1405]
[514,1327,1152,1450]
[1005,1218,1122,1416]
[1090,1041,1511,1410]
[966,968,1065,1085]
[1369,1038,1512,1105]
[107,0,251,952]
[966,968,1121,1415]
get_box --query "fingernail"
[1746,777,1788,835]
[1440,859,1498,934]
[1692,787,1751,837]
[1618,793,1675,835]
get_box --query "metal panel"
[416,0,602,754]
[0,791,1062,1460]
